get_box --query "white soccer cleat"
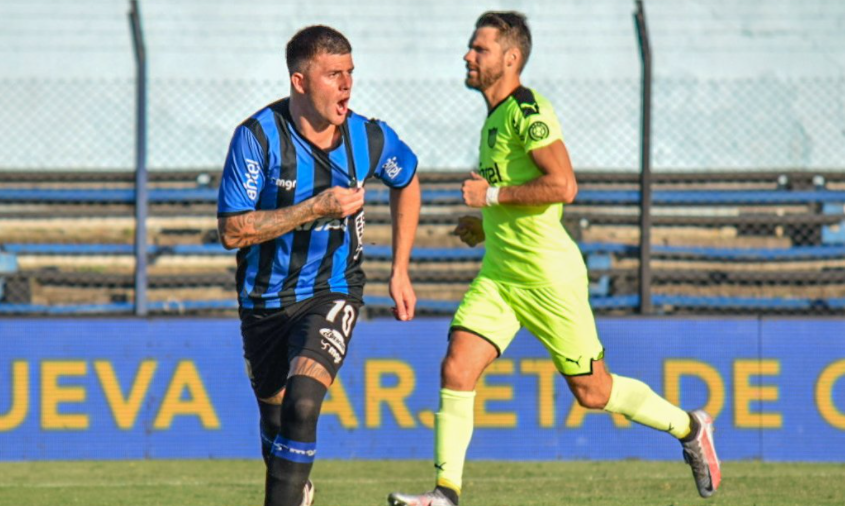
[300,479,315,506]
[682,410,721,498]
[387,489,456,506]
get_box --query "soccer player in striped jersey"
[218,25,420,506]
[388,11,719,506]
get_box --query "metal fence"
[2,77,843,172]
[1,15,845,316]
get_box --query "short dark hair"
[285,25,352,74]
[475,11,532,72]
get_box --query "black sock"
[436,485,460,505]
[265,376,327,506]
[258,401,282,467]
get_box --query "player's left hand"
[389,270,416,321]
[462,172,489,208]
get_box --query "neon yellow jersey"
[477,86,586,286]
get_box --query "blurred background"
[2,0,845,316]
[1,0,844,472]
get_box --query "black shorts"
[240,293,362,399]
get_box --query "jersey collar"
[486,85,527,118]
[278,98,358,186]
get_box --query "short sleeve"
[372,121,418,189]
[217,125,266,217]
[513,98,564,153]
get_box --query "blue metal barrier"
[822,202,845,245]
[5,242,845,262]
[8,293,845,315]
[3,188,845,206]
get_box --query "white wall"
[1,0,843,170]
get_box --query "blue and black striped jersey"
[217,98,417,309]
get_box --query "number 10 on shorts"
[327,300,357,338]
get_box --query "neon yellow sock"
[604,373,691,439]
[434,388,475,495]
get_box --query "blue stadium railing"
[6,243,845,262]
[3,294,844,316]
[2,186,845,314]
[3,242,845,314]
[3,188,845,205]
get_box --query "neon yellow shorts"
[450,276,604,376]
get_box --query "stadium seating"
[1,170,844,315]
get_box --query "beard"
[465,66,504,91]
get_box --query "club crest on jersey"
[529,121,550,141]
[487,128,498,148]
[382,156,402,179]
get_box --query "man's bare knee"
[441,356,477,390]
[573,387,609,410]
[440,330,499,391]
[567,360,612,410]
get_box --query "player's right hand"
[453,215,484,247]
[313,186,365,218]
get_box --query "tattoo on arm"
[314,190,342,216]
[219,199,319,249]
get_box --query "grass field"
[1,459,843,506]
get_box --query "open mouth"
[336,98,349,116]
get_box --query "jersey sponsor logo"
[382,156,402,180]
[319,328,347,355]
[487,127,498,148]
[479,163,503,185]
[321,340,343,364]
[243,159,261,200]
[353,213,365,261]
[296,217,348,232]
[271,178,297,191]
[528,121,550,141]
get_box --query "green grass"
[0,459,843,506]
